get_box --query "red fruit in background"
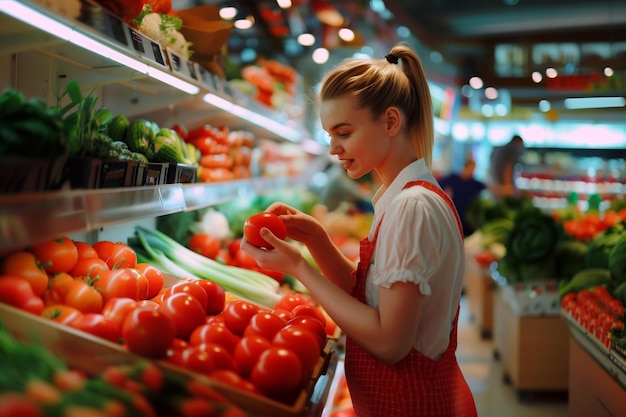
[122,306,176,358]
[159,293,207,340]
[192,279,226,315]
[0,275,45,315]
[29,236,78,274]
[233,335,271,378]
[251,347,303,398]
[188,233,221,260]
[71,313,121,344]
[222,300,261,336]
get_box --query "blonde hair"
[319,44,434,169]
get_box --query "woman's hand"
[240,227,307,277]
[265,202,326,246]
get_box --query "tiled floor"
[457,297,569,417]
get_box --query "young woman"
[241,43,477,417]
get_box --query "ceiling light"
[234,16,255,30]
[604,67,614,77]
[545,67,558,78]
[484,87,498,100]
[469,77,483,89]
[219,7,237,20]
[564,97,626,110]
[297,33,316,46]
[338,28,355,42]
[539,100,551,112]
[312,47,329,64]
[531,71,543,83]
[276,0,292,8]
[0,1,200,95]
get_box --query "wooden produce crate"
[0,301,335,417]
[464,250,496,338]
[568,336,626,417]
[493,289,570,396]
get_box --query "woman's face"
[320,95,390,180]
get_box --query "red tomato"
[70,313,121,344]
[130,268,150,300]
[195,342,236,371]
[243,311,287,341]
[272,325,321,374]
[227,239,241,258]
[0,392,44,417]
[43,272,75,306]
[286,316,327,350]
[166,281,209,312]
[135,263,165,299]
[73,241,98,259]
[243,212,287,249]
[192,279,226,315]
[234,249,259,270]
[0,275,45,315]
[250,347,303,398]
[137,299,160,309]
[102,297,139,328]
[222,300,261,336]
[233,335,271,378]
[271,308,292,322]
[93,240,115,263]
[41,305,83,325]
[1,251,49,296]
[188,233,221,259]
[274,293,311,312]
[122,306,176,358]
[182,347,216,375]
[64,279,105,314]
[29,236,78,274]
[159,293,207,340]
[189,322,241,354]
[93,269,140,302]
[290,303,327,327]
[107,243,137,270]
[70,257,109,279]
[208,369,261,395]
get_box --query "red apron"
[344,180,477,417]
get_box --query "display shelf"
[564,313,626,389]
[0,0,305,144]
[0,176,308,254]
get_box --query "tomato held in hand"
[243,212,287,249]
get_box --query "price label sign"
[167,50,198,81]
[194,63,217,92]
[128,28,167,68]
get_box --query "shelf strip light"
[0,1,200,95]
[202,93,302,142]
[564,97,626,110]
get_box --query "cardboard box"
[464,250,496,338]
[493,291,569,391]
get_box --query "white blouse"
[365,159,465,360]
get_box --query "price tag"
[127,28,167,68]
[76,2,130,48]
[194,63,217,92]
[166,50,198,81]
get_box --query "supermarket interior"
[1,0,626,416]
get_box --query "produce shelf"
[0,176,307,254]
[564,312,626,389]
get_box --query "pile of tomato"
[561,285,625,348]
[0,236,332,406]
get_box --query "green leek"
[130,226,282,308]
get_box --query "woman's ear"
[384,106,402,136]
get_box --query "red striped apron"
[344,180,477,417]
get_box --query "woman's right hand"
[265,202,326,246]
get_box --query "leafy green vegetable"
[585,223,625,269]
